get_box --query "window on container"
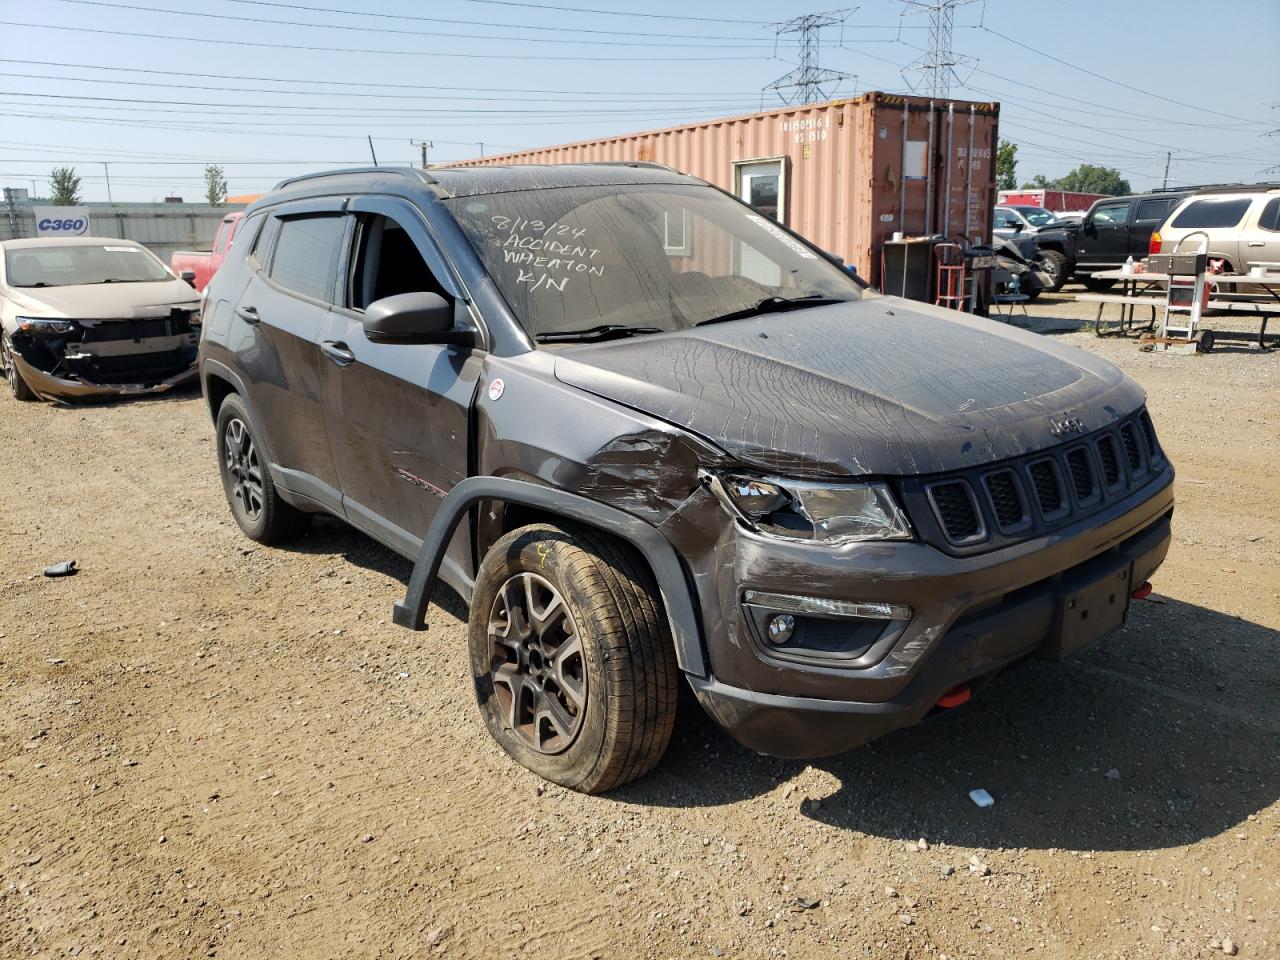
[1256,197,1280,233]
[267,214,346,303]
[1091,202,1130,225]
[1170,197,1252,230]
[1135,198,1177,223]
[734,158,786,224]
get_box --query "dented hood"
[6,278,200,319]
[553,298,1146,478]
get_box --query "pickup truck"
[170,211,243,292]
[993,205,1077,292]
[1073,192,1188,290]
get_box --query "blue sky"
[1,0,1276,202]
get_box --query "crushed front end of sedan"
[1,237,202,402]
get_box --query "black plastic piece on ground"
[43,560,78,577]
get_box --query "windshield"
[4,243,172,287]
[443,183,862,340]
[1015,206,1060,227]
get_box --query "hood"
[6,278,200,319]
[553,299,1145,478]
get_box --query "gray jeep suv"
[199,164,1174,793]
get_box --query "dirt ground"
[2,291,1277,960]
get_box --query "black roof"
[264,162,695,206]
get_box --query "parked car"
[1151,187,1280,271]
[1,237,202,401]
[170,211,244,292]
[993,205,1075,291]
[1073,191,1189,290]
[200,165,1174,793]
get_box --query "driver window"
[349,213,447,311]
[1092,202,1130,225]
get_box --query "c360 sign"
[33,205,92,237]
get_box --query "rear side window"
[268,215,346,302]
[1091,201,1130,225]
[1170,197,1252,229]
[1258,197,1280,233]
[1136,198,1177,223]
[250,215,279,269]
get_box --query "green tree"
[49,166,81,205]
[1020,164,1132,196]
[204,164,228,206]
[995,140,1018,191]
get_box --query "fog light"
[766,614,795,645]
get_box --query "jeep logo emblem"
[1048,415,1085,436]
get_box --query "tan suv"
[1152,187,1280,271]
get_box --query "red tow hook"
[1130,581,1154,600]
[936,684,971,709]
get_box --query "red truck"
[996,189,1108,216]
[170,211,244,292]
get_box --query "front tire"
[1039,249,1069,292]
[469,523,678,794]
[2,333,36,402]
[215,393,310,544]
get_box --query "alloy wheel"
[223,418,264,521]
[486,572,587,754]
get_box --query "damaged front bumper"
[10,311,199,401]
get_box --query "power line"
[980,25,1266,126]
[45,0,783,48]
[0,20,768,61]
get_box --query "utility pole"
[1161,151,1172,190]
[102,162,113,204]
[900,0,978,99]
[763,8,854,106]
[411,139,433,169]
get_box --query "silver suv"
[1153,187,1280,271]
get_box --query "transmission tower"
[899,0,978,98]
[763,8,855,106]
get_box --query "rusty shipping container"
[448,92,1000,285]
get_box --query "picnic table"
[1076,269,1280,348]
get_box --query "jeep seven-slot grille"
[928,481,982,542]
[906,409,1166,553]
[983,470,1025,529]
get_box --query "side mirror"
[1011,222,1024,233]
[180,269,197,286]
[363,291,470,345]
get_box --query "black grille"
[80,316,193,342]
[983,470,1026,529]
[928,480,982,542]
[1097,434,1122,487]
[1119,422,1143,472]
[1139,410,1161,462]
[1065,447,1096,501]
[1028,459,1065,516]
[908,408,1167,552]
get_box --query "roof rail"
[577,160,685,175]
[272,166,436,191]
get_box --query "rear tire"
[1082,276,1116,292]
[215,393,310,544]
[469,523,678,794]
[1039,249,1069,292]
[2,333,37,402]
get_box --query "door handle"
[1247,241,1265,247]
[321,340,356,366]
[236,305,260,324]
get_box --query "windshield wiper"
[694,295,851,328]
[535,324,663,344]
[99,278,146,284]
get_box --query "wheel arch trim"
[200,359,279,468]
[393,476,707,678]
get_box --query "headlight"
[17,317,77,335]
[707,472,913,543]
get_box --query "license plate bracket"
[1042,561,1132,661]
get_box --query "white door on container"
[736,160,784,287]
